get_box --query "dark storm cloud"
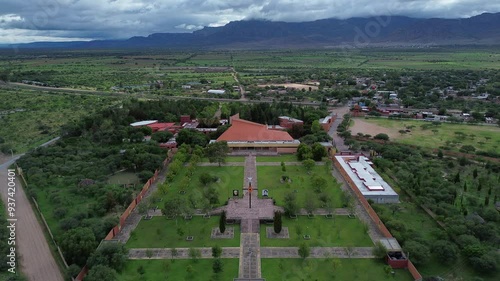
[0,0,499,43]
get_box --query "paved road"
[0,137,64,281]
[328,106,350,152]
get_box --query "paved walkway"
[196,161,325,167]
[331,167,384,243]
[128,246,374,259]
[261,247,375,258]
[328,106,350,152]
[128,247,240,259]
[239,234,261,279]
[114,168,167,243]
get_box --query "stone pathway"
[196,161,326,167]
[239,233,261,279]
[331,167,384,243]
[114,169,167,243]
[128,247,240,259]
[261,247,375,258]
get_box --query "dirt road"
[0,147,64,281]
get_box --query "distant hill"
[11,13,500,49]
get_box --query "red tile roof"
[217,118,294,142]
[147,122,175,132]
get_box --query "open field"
[127,216,241,248]
[117,259,239,281]
[351,117,500,152]
[261,258,414,281]
[257,165,343,208]
[0,89,119,153]
[260,216,372,247]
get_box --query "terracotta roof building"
[216,115,300,154]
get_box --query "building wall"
[276,147,298,154]
[365,194,400,204]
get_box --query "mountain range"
[11,13,500,49]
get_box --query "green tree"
[432,240,458,265]
[200,172,215,186]
[437,150,443,158]
[87,242,128,272]
[298,243,310,259]
[284,192,299,216]
[273,211,282,234]
[162,195,188,225]
[189,248,201,262]
[281,161,286,172]
[212,258,224,273]
[205,141,229,166]
[85,265,117,281]
[297,143,312,161]
[151,131,173,143]
[304,193,316,215]
[212,245,222,258]
[404,241,430,265]
[372,241,387,259]
[219,211,226,233]
[473,168,478,179]
[311,174,327,193]
[374,133,389,141]
[311,120,321,133]
[311,143,327,161]
[302,159,315,172]
[60,227,97,266]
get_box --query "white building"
[207,89,226,94]
[334,155,399,204]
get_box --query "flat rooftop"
[278,116,303,123]
[130,120,158,127]
[335,155,398,197]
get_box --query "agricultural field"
[117,259,239,281]
[260,258,414,281]
[351,117,500,153]
[0,88,120,153]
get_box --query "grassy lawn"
[257,165,343,208]
[358,118,500,152]
[163,165,244,206]
[200,156,246,162]
[261,259,414,281]
[260,216,372,247]
[127,216,240,248]
[117,259,239,281]
[256,155,298,162]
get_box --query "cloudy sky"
[1,0,499,43]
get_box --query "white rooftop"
[130,120,158,127]
[279,116,303,123]
[335,155,398,197]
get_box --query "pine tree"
[477,182,482,192]
[274,211,282,234]
[219,211,226,234]
[463,182,467,192]
[454,172,460,183]
[473,168,478,179]
[484,196,490,206]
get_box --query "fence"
[75,149,176,280]
[332,155,423,281]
